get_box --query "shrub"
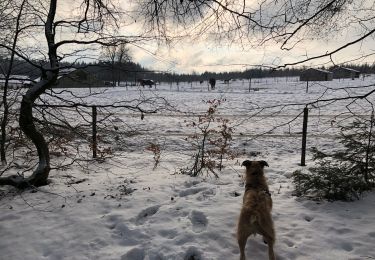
[146,142,162,170]
[292,114,375,201]
[180,99,236,177]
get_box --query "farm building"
[34,68,103,88]
[332,67,360,79]
[53,68,103,88]
[35,68,103,88]
[0,74,32,88]
[300,68,333,81]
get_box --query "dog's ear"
[259,160,269,168]
[242,160,252,167]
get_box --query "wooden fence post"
[301,106,308,166]
[306,81,309,93]
[248,78,252,92]
[92,106,97,159]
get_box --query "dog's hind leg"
[264,236,275,260]
[237,230,250,260]
[260,227,276,260]
[237,215,251,260]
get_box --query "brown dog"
[237,160,275,260]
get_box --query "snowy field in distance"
[0,76,375,260]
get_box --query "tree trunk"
[0,76,57,188]
[364,110,374,185]
[0,89,9,166]
[0,0,58,188]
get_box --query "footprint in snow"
[109,221,148,246]
[283,238,294,247]
[121,247,145,260]
[184,180,201,188]
[197,188,216,201]
[189,210,208,233]
[303,215,314,222]
[158,229,178,239]
[335,227,352,235]
[184,246,203,260]
[105,214,124,230]
[136,205,160,225]
[88,238,109,250]
[340,241,353,252]
[179,187,207,197]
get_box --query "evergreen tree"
[293,113,375,201]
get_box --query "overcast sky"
[48,0,375,73]
[130,38,373,73]
[128,33,374,74]
[115,0,373,73]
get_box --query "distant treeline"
[1,56,374,83]
[146,63,375,82]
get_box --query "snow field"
[1,76,375,259]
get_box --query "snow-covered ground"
[1,76,375,260]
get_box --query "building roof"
[0,74,31,80]
[34,68,80,82]
[304,68,332,74]
[0,74,32,85]
[58,68,78,80]
[333,67,360,73]
[59,68,77,75]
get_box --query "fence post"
[301,106,308,166]
[248,78,252,92]
[92,106,97,159]
[306,80,309,93]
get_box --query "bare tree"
[101,42,132,86]
[0,0,150,188]
[0,0,25,166]
[0,0,60,187]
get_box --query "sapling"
[180,99,236,177]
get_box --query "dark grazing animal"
[138,79,155,88]
[209,78,216,90]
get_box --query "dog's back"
[242,189,272,221]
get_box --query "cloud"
[11,0,374,74]
[129,33,375,73]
